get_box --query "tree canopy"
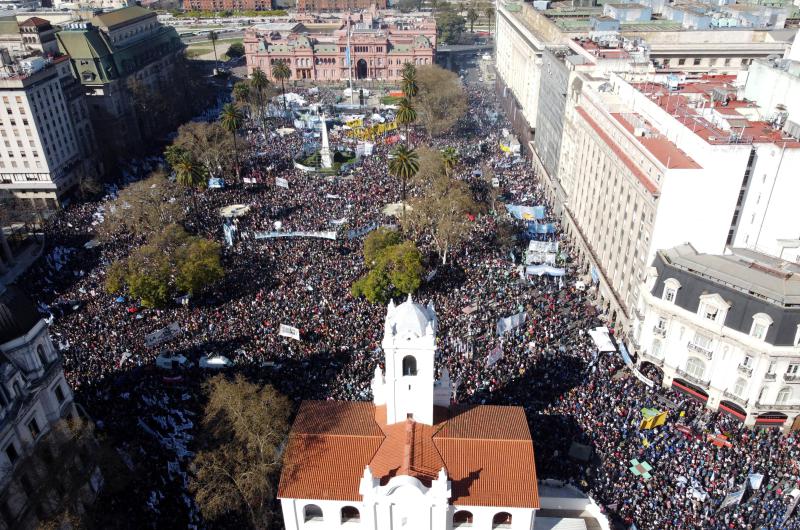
[414,65,468,137]
[352,229,423,304]
[435,5,466,44]
[190,375,291,529]
[105,224,224,308]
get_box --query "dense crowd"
[13,74,800,529]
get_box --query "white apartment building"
[634,244,800,431]
[0,56,89,206]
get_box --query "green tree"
[227,42,245,58]
[271,60,292,114]
[397,0,416,12]
[414,65,468,137]
[352,238,423,304]
[395,97,417,147]
[233,80,251,106]
[190,375,290,529]
[411,145,446,189]
[435,5,466,44]
[484,3,495,32]
[172,121,235,180]
[401,64,418,99]
[363,227,402,264]
[441,146,458,177]
[467,6,479,32]
[388,145,419,224]
[220,103,245,181]
[105,224,224,308]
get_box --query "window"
[692,332,712,350]
[454,510,474,527]
[703,304,718,321]
[28,417,40,439]
[651,339,662,358]
[788,364,799,376]
[693,58,702,66]
[742,355,753,368]
[402,355,417,376]
[37,345,47,367]
[656,317,666,330]
[663,279,680,302]
[664,288,676,302]
[303,504,323,522]
[686,357,705,379]
[341,506,360,523]
[5,444,17,463]
[678,58,686,66]
[777,387,792,405]
[492,512,513,529]
[751,314,773,341]
[733,378,747,397]
[54,385,65,404]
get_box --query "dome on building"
[388,295,435,338]
[0,286,42,345]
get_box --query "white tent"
[199,355,233,369]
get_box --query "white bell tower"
[372,295,446,426]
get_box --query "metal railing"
[675,368,710,389]
[755,402,800,411]
[763,373,776,381]
[687,341,713,359]
[722,390,747,406]
[653,326,666,338]
[738,364,753,377]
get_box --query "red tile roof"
[19,17,51,27]
[576,107,660,196]
[278,400,539,508]
[611,113,701,170]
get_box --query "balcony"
[629,336,641,352]
[785,373,800,383]
[641,351,664,366]
[722,390,747,407]
[687,341,713,359]
[653,326,666,338]
[755,402,800,411]
[675,368,710,389]
[737,364,753,377]
[763,373,776,382]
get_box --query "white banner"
[254,231,338,240]
[145,322,181,349]
[279,324,301,341]
[275,177,289,189]
[486,343,504,367]
[496,311,527,336]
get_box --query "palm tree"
[233,81,250,105]
[271,60,292,115]
[441,147,458,177]
[388,145,419,225]
[250,68,269,129]
[220,103,245,182]
[484,4,495,33]
[467,7,479,33]
[209,31,219,67]
[401,63,418,99]
[174,151,207,212]
[395,98,417,147]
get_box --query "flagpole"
[347,13,354,106]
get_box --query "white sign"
[279,324,301,341]
[254,231,338,240]
[496,311,527,336]
[588,327,616,352]
[145,322,182,349]
[275,177,289,189]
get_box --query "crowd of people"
[12,72,800,529]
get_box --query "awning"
[755,412,788,426]
[719,401,746,421]
[672,379,709,402]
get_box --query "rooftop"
[278,400,540,508]
[659,244,800,307]
[92,6,155,30]
[612,112,702,169]
[631,74,800,147]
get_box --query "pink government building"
[244,11,436,82]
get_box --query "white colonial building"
[633,244,800,431]
[0,285,100,529]
[278,295,540,530]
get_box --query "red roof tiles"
[278,400,540,508]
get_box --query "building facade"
[0,286,100,529]
[633,245,800,431]
[182,0,273,12]
[56,6,185,161]
[297,0,387,12]
[244,14,436,82]
[278,296,540,530]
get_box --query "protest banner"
[279,324,301,341]
[145,322,181,349]
[719,486,746,510]
[254,231,338,240]
[486,343,504,367]
[496,311,527,336]
[275,177,289,189]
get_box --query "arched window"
[36,345,48,367]
[685,357,705,379]
[454,510,474,527]
[750,313,773,341]
[402,355,417,376]
[663,278,681,302]
[303,504,323,522]
[777,387,792,405]
[492,512,513,528]
[341,506,360,523]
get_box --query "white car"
[199,355,233,369]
